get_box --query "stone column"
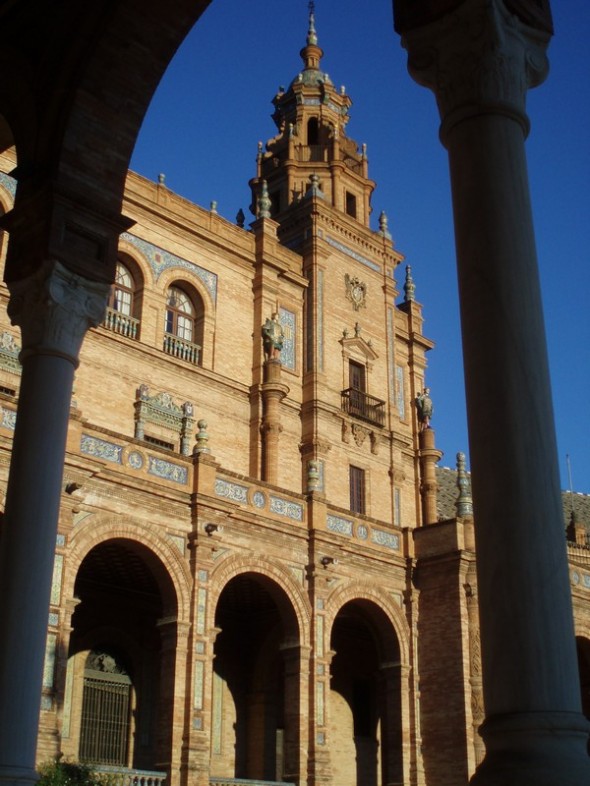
[0,261,108,786]
[261,359,289,484]
[418,428,442,524]
[397,1,590,783]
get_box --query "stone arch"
[65,516,192,624]
[325,584,409,786]
[208,555,310,783]
[1,2,211,284]
[325,581,410,666]
[208,553,311,647]
[63,518,192,771]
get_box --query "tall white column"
[0,261,109,786]
[399,1,590,783]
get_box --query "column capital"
[7,260,109,367]
[400,0,550,143]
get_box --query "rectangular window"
[349,360,366,392]
[345,191,357,218]
[350,465,365,515]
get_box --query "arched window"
[105,260,140,339]
[164,285,201,364]
[109,261,134,315]
[166,286,195,341]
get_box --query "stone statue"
[415,387,433,431]
[262,312,284,359]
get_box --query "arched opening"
[330,599,402,786]
[211,573,301,783]
[164,282,203,364]
[65,538,178,774]
[104,257,143,339]
[307,117,319,146]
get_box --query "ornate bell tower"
[249,5,375,227]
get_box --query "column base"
[471,712,590,786]
[0,766,39,786]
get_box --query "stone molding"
[7,260,110,366]
[401,0,550,142]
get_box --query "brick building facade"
[0,10,588,786]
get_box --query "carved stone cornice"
[400,0,550,143]
[7,260,109,366]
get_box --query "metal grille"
[79,676,131,765]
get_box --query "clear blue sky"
[130,1,590,495]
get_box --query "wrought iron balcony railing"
[341,388,385,427]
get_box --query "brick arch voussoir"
[55,0,210,216]
[157,266,215,318]
[117,238,157,290]
[208,554,311,648]
[325,581,410,666]
[64,516,192,624]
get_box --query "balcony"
[104,307,140,339]
[341,388,385,428]
[163,333,201,365]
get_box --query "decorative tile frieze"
[278,307,296,370]
[0,171,16,198]
[168,534,185,554]
[127,450,145,470]
[356,524,368,540]
[0,331,21,375]
[48,612,59,627]
[43,634,57,689]
[251,490,266,509]
[81,434,123,464]
[56,533,66,547]
[196,588,207,636]
[269,495,303,521]
[327,515,353,537]
[387,308,395,403]
[215,478,248,503]
[148,456,188,484]
[194,660,204,711]
[325,235,381,272]
[50,555,64,606]
[396,365,406,419]
[122,232,218,302]
[371,529,400,550]
[0,407,16,431]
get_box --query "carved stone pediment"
[339,333,378,362]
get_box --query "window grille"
[79,674,131,766]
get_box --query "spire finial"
[378,210,392,240]
[307,1,318,46]
[455,452,474,517]
[404,264,416,303]
[257,181,272,219]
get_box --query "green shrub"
[37,760,102,786]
